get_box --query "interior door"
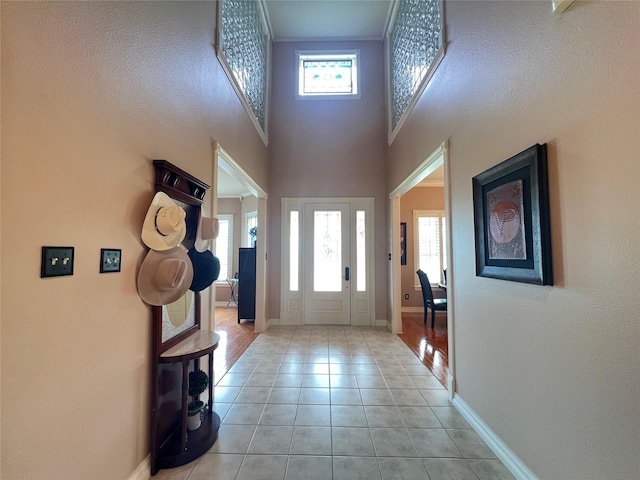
[303,203,351,324]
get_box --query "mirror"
[162,291,195,342]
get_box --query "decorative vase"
[187,401,204,430]
[187,410,202,430]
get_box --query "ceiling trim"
[273,35,384,43]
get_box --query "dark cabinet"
[238,247,256,323]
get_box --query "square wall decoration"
[472,143,553,285]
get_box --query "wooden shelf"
[160,331,220,363]
[156,410,221,470]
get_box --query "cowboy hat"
[187,248,221,292]
[137,247,194,306]
[194,213,219,252]
[141,192,187,251]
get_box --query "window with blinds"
[215,214,233,280]
[413,210,446,286]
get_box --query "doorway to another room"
[390,142,453,391]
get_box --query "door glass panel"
[314,211,342,292]
[356,210,366,292]
[290,211,299,291]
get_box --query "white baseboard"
[401,306,423,313]
[447,374,455,397]
[374,319,389,328]
[452,395,538,480]
[127,456,150,480]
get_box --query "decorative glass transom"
[219,0,269,137]
[389,0,443,136]
[297,51,360,98]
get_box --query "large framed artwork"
[472,144,553,285]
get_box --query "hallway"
[155,321,512,480]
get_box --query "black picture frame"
[472,143,553,285]
[400,222,407,265]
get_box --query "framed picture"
[472,143,553,285]
[400,222,407,265]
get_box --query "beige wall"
[2,1,639,479]
[1,2,267,479]
[388,2,640,479]
[267,40,388,321]
[400,186,445,308]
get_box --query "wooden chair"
[416,269,447,328]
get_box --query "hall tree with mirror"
[144,160,221,475]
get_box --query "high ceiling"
[264,0,393,42]
[217,0,443,197]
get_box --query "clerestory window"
[296,50,361,100]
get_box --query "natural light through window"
[296,51,360,99]
[314,211,342,292]
[245,211,257,247]
[215,214,233,281]
[289,211,299,292]
[414,210,446,285]
[356,210,366,292]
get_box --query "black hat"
[187,248,220,292]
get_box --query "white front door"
[303,203,351,324]
[280,197,374,326]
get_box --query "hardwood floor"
[398,311,449,388]
[212,306,449,389]
[212,307,259,383]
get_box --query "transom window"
[296,51,360,99]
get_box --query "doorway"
[389,141,455,394]
[213,142,268,332]
[281,197,375,326]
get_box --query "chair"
[416,269,447,328]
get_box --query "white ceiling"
[264,0,393,42]
[217,167,252,198]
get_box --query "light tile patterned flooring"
[154,326,514,480]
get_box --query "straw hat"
[137,247,193,306]
[187,248,221,292]
[141,192,187,251]
[194,213,219,252]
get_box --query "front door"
[303,203,351,324]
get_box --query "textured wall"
[388,1,640,478]
[1,2,267,478]
[267,40,388,321]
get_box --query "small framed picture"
[472,144,553,285]
[400,222,407,265]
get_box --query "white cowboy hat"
[194,213,219,252]
[137,247,194,306]
[142,192,187,251]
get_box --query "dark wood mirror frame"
[149,160,220,475]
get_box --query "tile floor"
[154,326,514,480]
